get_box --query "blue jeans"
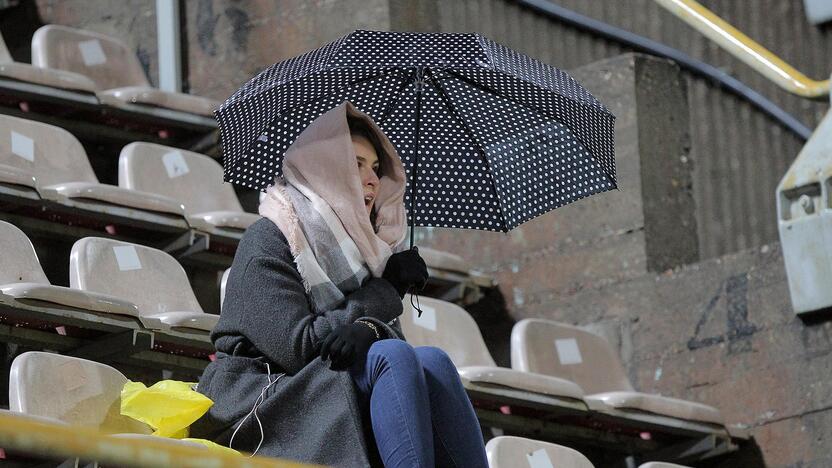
[349,339,489,468]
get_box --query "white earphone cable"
[228,362,284,457]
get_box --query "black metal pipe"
[514,0,813,140]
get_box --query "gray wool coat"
[191,218,405,467]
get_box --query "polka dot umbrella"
[217,30,616,247]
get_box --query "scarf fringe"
[260,181,315,296]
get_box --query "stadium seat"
[401,295,585,401]
[118,142,260,233]
[418,246,471,274]
[486,436,594,468]
[0,114,187,217]
[7,351,205,455]
[0,31,97,94]
[511,319,724,425]
[0,220,140,319]
[31,25,220,117]
[0,115,39,195]
[8,351,151,433]
[70,237,218,333]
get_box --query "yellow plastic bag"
[120,380,213,438]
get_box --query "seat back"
[486,436,594,468]
[70,237,204,316]
[400,295,496,367]
[0,220,50,285]
[118,142,243,215]
[9,351,151,434]
[418,247,470,273]
[511,319,634,394]
[31,25,149,90]
[0,114,98,187]
[0,33,12,63]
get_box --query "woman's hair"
[347,115,387,233]
[347,115,387,176]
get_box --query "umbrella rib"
[445,64,613,119]
[442,68,616,184]
[425,68,509,232]
[233,68,406,174]
[442,68,577,123]
[377,67,419,126]
[273,67,407,120]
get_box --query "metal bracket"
[162,230,211,259]
[638,434,735,464]
[176,232,210,259]
[66,330,154,361]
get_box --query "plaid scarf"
[272,179,370,313]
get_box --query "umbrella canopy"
[217,29,616,238]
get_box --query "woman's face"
[352,135,380,216]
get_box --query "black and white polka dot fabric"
[217,30,616,232]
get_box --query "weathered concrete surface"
[181,0,440,100]
[560,242,832,468]
[182,0,391,101]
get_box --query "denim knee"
[414,346,457,377]
[368,339,418,365]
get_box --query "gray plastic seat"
[31,25,219,116]
[70,237,218,333]
[0,31,97,93]
[486,436,594,468]
[401,295,584,401]
[0,220,139,319]
[418,246,471,273]
[118,142,260,232]
[511,319,724,425]
[0,114,39,194]
[9,351,151,434]
[0,114,187,218]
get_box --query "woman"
[192,100,489,468]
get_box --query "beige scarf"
[259,101,408,305]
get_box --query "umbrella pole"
[409,66,425,249]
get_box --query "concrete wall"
[559,241,832,468]
[182,0,392,101]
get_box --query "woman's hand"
[320,322,378,370]
[382,246,429,299]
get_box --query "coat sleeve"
[219,252,404,375]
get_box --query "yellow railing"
[0,411,319,468]
[654,0,830,99]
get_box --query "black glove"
[320,322,378,370]
[382,247,429,298]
